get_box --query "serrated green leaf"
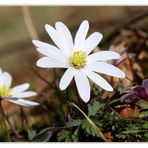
[71,102,107,141]
[81,119,96,137]
[27,129,36,141]
[58,130,71,142]
[142,122,148,129]
[66,119,81,128]
[88,101,101,117]
[81,119,91,135]
[91,117,103,128]
[72,128,79,142]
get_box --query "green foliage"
[116,83,123,93]
[139,111,148,118]
[138,101,148,109]
[142,122,148,129]
[81,118,102,137]
[81,119,96,137]
[57,130,72,142]
[27,128,36,141]
[66,119,82,128]
[88,101,101,117]
[27,127,52,142]
[72,128,79,142]
[33,130,52,142]
[144,132,148,138]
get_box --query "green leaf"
[27,127,52,142]
[27,129,36,141]
[143,132,148,142]
[81,119,96,137]
[144,132,148,138]
[72,128,79,142]
[33,130,52,142]
[139,111,148,117]
[88,101,101,117]
[138,101,148,109]
[122,129,148,134]
[142,122,148,129]
[58,130,71,142]
[91,117,103,128]
[66,119,81,128]
[117,83,123,93]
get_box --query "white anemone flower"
[0,68,39,106]
[32,20,125,103]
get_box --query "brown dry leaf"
[100,91,112,100]
[111,46,134,88]
[104,131,113,142]
[119,106,140,118]
[110,26,148,88]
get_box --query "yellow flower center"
[0,84,12,97]
[70,51,87,69]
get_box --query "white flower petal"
[84,32,103,55]
[55,22,73,56]
[11,91,37,98]
[2,72,12,89]
[11,83,30,95]
[74,70,90,103]
[32,40,68,62]
[6,98,39,107]
[59,67,75,90]
[36,57,69,68]
[84,70,113,91]
[87,62,125,78]
[87,51,121,63]
[74,20,89,51]
[45,24,69,57]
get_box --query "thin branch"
[23,61,53,88]
[101,12,148,46]
[21,6,39,40]
[0,101,21,139]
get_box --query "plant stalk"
[0,100,21,139]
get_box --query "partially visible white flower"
[33,20,125,103]
[0,68,39,107]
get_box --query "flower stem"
[70,102,108,142]
[0,100,21,139]
[0,108,11,141]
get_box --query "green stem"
[52,69,67,116]
[0,106,11,141]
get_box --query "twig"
[21,6,39,40]
[101,12,148,46]
[23,61,53,88]
[0,100,21,139]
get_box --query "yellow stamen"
[0,84,12,97]
[70,51,87,69]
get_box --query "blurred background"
[0,6,148,136]
[0,6,147,71]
